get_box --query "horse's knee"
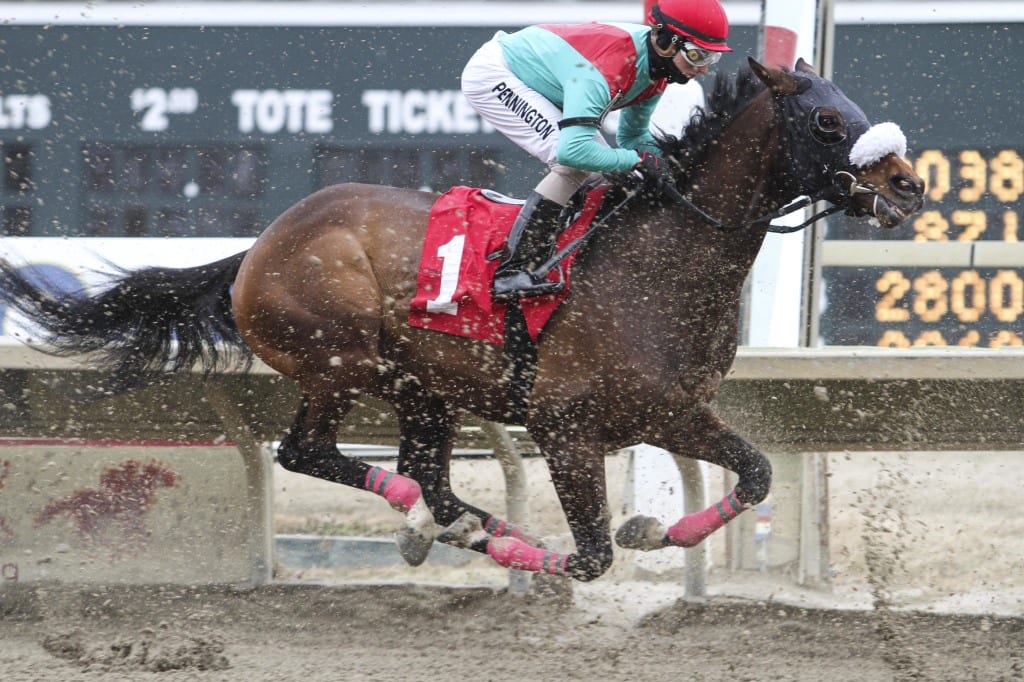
[276,434,306,473]
[276,432,333,475]
[735,452,772,506]
[707,429,773,506]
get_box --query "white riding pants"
[461,36,601,205]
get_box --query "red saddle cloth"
[408,185,606,345]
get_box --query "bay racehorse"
[0,59,923,582]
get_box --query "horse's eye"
[817,113,839,130]
[809,107,847,145]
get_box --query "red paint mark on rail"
[34,459,179,551]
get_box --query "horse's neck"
[695,92,781,231]
[575,93,781,314]
[653,92,782,281]
[675,103,781,277]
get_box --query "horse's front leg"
[616,403,772,551]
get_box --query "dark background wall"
[1,15,1020,346]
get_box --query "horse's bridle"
[657,178,842,234]
[531,69,892,278]
[660,70,883,234]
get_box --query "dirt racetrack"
[2,580,1023,682]
[3,450,1024,681]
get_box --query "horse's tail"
[0,250,251,394]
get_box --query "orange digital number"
[912,210,948,241]
[914,150,950,202]
[912,271,949,322]
[958,150,986,203]
[950,270,986,322]
[1003,210,1019,242]
[875,271,911,321]
[910,147,1023,210]
[990,270,1024,322]
[957,330,981,347]
[878,330,911,348]
[991,331,1024,347]
[951,210,986,241]
[913,331,947,347]
[990,150,1024,203]
[878,328,1023,349]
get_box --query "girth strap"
[501,302,537,423]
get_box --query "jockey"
[461,0,732,302]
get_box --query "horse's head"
[749,57,924,229]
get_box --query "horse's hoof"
[395,527,433,566]
[437,512,484,548]
[615,515,667,551]
[529,572,574,606]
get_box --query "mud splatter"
[42,626,229,672]
[860,455,925,681]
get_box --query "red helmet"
[647,0,732,52]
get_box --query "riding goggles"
[674,39,722,68]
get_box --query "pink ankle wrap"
[486,537,569,575]
[483,516,532,543]
[666,490,746,548]
[365,467,422,513]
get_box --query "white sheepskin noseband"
[849,121,907,168]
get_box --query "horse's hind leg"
[276,390,438,565]
[617,404,772,551]
[394,386,540,547]
[437,431,613,582]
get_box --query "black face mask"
[779,71,872,202]
[647,30,690,85]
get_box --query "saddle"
[408,184,608,346]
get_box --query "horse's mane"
[595,66,767,206]
[655,65,767,174]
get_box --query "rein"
[531,76,891,278]
[657,179,844,234]
[660,89,878,235]
[530,170,845,282]
[530,189,636,283]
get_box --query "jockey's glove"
[632,151,674,188]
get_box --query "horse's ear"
[747,57,803,95]
[795,57,818,75]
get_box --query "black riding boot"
[492,191,565,302]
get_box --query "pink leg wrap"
[483,516,533,543]
[486,536,569,576]
[364,467,422,513]
[666,489,746,548]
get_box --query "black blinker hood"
[779,71,871,202]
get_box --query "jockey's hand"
[632,151,673,188]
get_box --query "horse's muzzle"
[869,173,925,228]
[841,171,924,229]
